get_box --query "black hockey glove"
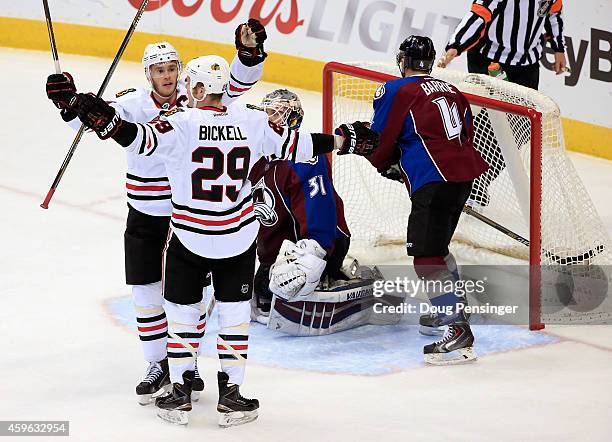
[71,93,122,140]
[380,163,404,183]
[235,18,267,66]
[335,121,379,156]
[46,72,76,109]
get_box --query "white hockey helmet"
[183,55,230,97]
[142,42,181,82]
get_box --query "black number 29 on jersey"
[192,146,251,202]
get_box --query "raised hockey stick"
[463,205,605,265]
[40,0,150,209]
[42,0,61,74]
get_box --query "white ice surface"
[1,48,611,441]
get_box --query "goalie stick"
[40,0,150,209]
[463,205,605,265]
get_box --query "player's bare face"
[150,61,179,97]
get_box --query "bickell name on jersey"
[199,125,247,141]
[127,102,318,260]
[63,54,264,217]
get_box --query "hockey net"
[323,62,611,328]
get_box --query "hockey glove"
[71,93,122,140]
[335,121,379,156]
[380,163,404,183]
[235,18,267,66]
[46,72,76,110]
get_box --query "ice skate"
[424,322,477,365]
[155,370,194,425]
[135,358,170,405]
[217,371,259,428]
[419,296,470,337]
[419,313,445,336]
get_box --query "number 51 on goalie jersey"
[123,103,317,259]
[367,75,488,194]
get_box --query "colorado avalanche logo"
[252,177,278,227]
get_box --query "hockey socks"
[216,301,250,385]
[164,301,203,384]
[133,282,167,363]
[414,254,467,326]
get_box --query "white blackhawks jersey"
[66,54,263,217]
[125,103,317,259]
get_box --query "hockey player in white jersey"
[45,19,268,406]
[60,54,377,426]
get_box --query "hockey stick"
[42,0,61,74]
[40,0,150,209]
[463,205,605,265]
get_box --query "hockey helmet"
[142,42,181,82]
[396,35,436,76]
[261,89,304,129]
[184,55,230,97]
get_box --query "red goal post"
[323,61,546,329]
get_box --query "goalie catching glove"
[269,239,327,299]
[235,18,267,66]
[70,93,122,140]
[335,121,379,156]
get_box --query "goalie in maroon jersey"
[250,89,403,336]
[352,35,489,364]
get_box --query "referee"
[438,0,567,89]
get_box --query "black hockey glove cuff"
[335,122,379,156]
[60,108,78,123]
[380,163,404,183]
[311,133,335,155]
[112,121,138,147]
[235,19,268,67]
[71,93,122,140]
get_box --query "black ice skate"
[155,370,194,425]
[419,297,470,337]
[136,358,170,405]
[191,362,204,402]
[423,322,477,365]
[217,371,259,428]
[419,314,445,336]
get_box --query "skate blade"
[418,325,444,337]
[137,394,152,406]
[137,383,170,406]
[191,391,200,402]
[424,347,478,366]
[218,410,258,428]
[157,408,190,426]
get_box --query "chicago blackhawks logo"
[537,0,553,17]
[252,177,278,227]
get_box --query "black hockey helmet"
[396,35,436,76]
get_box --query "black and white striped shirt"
[447,0,565,66]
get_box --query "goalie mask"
[142,42,182,97]
[396,35,436,76]
[183,55,230,107]
[261,89,304,130]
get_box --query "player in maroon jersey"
[355,35,488,364]
[249,89,351,321]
